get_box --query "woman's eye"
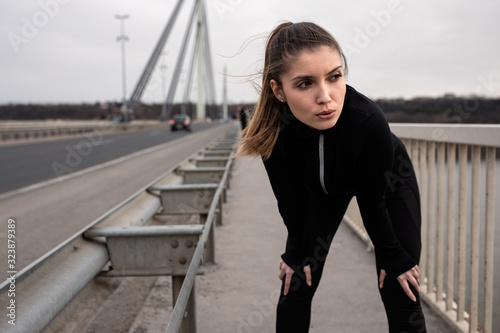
[297,81,311,88]
[330,73,342,81]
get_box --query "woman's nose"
[316,84,332,104]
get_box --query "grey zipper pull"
[319,133,329,195]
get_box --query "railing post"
[436,142,446,304]
[411,139,420,185]
[201,213,215,263]
[216,196,223,226]
[457,144,468,324]
[484,147,495,333]
[446,143,456,312]
[419,140,428,285]
[427,141,436,297]
[172,276,197,333]
[469,145,481,333]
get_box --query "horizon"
[2,91,500,107]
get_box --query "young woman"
[238,22,427,333]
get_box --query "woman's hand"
[279,259,312,295]
[379,265,420,302]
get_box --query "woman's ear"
[270,79,285,103]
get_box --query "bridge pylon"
[122,0,216,123]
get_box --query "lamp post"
[115,14,129,121]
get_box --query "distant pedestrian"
[237,22,426,333]
[239,106,248,130]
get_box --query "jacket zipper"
[319,133,329,195]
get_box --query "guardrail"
[165,156,233,333]
[343,124,499,333]
[0,120,172,142]
[0,122,239,332]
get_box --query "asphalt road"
[0,122,219,195]
[0,123,234,271]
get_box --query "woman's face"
[271,46,346,131]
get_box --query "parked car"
[170,114,192,131]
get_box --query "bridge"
[1,1,499,332]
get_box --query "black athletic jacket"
[263,85,416,278]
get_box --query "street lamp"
[115,14,129,121]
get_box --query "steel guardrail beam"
[0,124,235,332]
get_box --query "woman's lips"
[316,110,335,120]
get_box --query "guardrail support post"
[216,196,223,226]
[201,214,215,263]
[172,276,197,333]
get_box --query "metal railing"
[0,123,239,332]
[0,120,171,142]
[343,124,499,333]
[165,155,233,333]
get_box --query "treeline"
[0,102,252,121]
[376,96,500,123]
[0,97,499,123]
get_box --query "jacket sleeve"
[263,151,311,271]
[355,113,416,277]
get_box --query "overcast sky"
[1,0,500,105]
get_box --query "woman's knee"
[378,276,427,333]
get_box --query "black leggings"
[276,174,426,333]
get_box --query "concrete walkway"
[127,156,454,333]
[194,157,453,332]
